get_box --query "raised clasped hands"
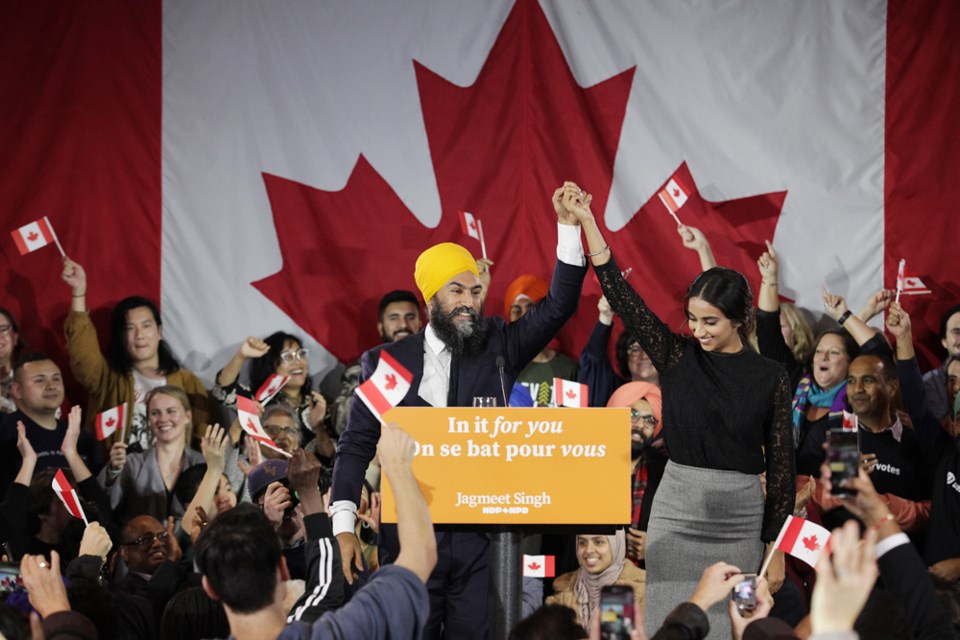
[553,181,592,225]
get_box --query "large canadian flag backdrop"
[0,1,957,389]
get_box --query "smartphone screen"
[600,585,634,640]
[731,573,757,612]
[827,429,859,495]
[0,562,23,595]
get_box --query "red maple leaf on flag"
[246,419,258,432]
[802,535,820,551]
[252,0,785,363]
[105,417,116,427]
[27,231,38,242]
[672,188,681,198]
[528,562,541,571]
[565,389,576,399]
[383,373,397,391]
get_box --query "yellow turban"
[414,242,478,303]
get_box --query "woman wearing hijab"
[545,530,645,629]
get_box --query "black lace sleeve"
[593,256,686,372]
[763,368,796,542]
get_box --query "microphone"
[495,356,509,408]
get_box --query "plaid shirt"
[631,457,648,528]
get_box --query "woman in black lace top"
[558,185,794,638]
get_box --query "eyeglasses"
[279,348,308,363]
[264,424,300,437]
[630,410,658,428]
[122,531,168,548]
[0,325,13,337]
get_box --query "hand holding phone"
[827,429,859,495]
[731,574,758,614]
[599,584,634,640]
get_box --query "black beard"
[631,431,652,459]
[430,301,488,358]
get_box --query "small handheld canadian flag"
[657,174,690,225]
[763,515,831,572]
[255,374,290,404]
[10,216,64,256]
[95,403,126,441]
[458,210,487,259]
[553,378,588,408]
[842,410,858,432]
[53,469,88,525]
[236,396,291,457]
[522,554,555,578]
[895,259,931,302]
[355,352,413,421]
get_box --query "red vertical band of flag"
[359,379,392,417]
[53,469,85,521]
[885,0,960,367]
[0,0,162,373]
[776,516,805,553]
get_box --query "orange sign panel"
[380,408,631,525]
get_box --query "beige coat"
[65,310,211,448]
[545,562,646,626]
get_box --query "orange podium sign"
[380,407,631,525]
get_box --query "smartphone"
[827,429,859,495]
[731,573,757,613]
[0,562,23,595]
[599,584,634,640]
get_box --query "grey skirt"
[644,461,765,639]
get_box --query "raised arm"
[380,422,437,583]
[822,291,891,358]
[183,423,228,538]
[676,224,718,272]
[886,302,946,456]
[858,289,894,323]
[756,240,779,314]
[214,337,269,391]
[564,185,685,372]
[60,406,92,483]
[61,257,111,391]
[578,297,619,407]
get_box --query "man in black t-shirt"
[0,353,100,500]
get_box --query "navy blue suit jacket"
[332,259,587,509]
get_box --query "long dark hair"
[106,296,181,375]
[249,332,311,403]
[0,307,26,366]
[684,267,755,340]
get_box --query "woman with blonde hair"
[99,384,205,524]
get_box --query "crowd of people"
[1,182,958,639]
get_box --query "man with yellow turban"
[331,182,590,640]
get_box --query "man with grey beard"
[331,182,590,640]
